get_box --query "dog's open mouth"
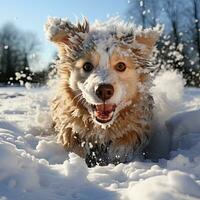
[91,104,116,123]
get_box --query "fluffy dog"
[45,17,160,166]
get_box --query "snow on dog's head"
[45,17,160,165]
[45,17,159,128]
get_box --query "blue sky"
[0,0,128,70]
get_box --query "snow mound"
[128,171,200,200]
[152,70,185,125]
[1,71,200,199]
[146,71,186,159]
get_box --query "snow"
[1,71,200,199]
[128,171,200,200]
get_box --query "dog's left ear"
[45,17,89,49]
[135,28,161,58]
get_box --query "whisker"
[77,96,88,108]
[75,94,85,107]
[71,93,82,103]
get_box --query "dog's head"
[45,17,160,128]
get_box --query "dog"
[45,17,160,166]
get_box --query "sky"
[0,0,128,70]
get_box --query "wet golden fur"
[45,17,159,165]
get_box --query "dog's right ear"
[134,27,161,58]
[45,17,89,48]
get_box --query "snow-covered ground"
[1,71,200,200]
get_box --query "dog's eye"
[83,62,94,72]
[115,62,126,72]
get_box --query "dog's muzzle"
[91,84,115,124]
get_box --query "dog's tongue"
[95,104,116,119]
[95,104,114,112]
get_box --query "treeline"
[0,23,52,86]
[1,1,200,87]
[127,0,200,86]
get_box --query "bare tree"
[193,0,200,66]
[165,0,179,47]
[127,0,145,27]
[126,0,200,86]
[0,23,40,84]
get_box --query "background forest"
[0,0,200,86]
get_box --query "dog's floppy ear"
[134,27,161,58]
[45,17,89,48]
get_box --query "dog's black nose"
[96,84,114,101]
